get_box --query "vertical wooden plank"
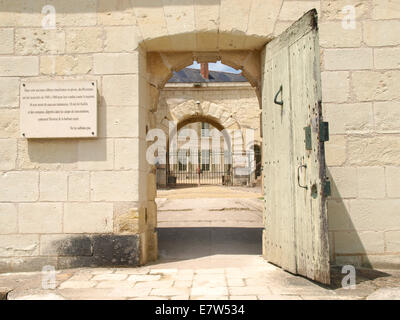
[262,44,296,274]
[262,9,330,284]
[289,26,330,285]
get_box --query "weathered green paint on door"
[261,10,330,284]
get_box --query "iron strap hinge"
[304,126,312,150]
[320,122,329,142]
[324,179,331,197]
[304,122,329,150]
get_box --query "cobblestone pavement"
[0,255,399,300]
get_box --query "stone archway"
[156,95,256,156]
[177,114,226,131]
[172,114,234,154]
[145,50,262,111]
[142,47,264,264]
[157,99,242,132]
[147,51,262,92]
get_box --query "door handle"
[297,164,308,190]
[274,85,283,106]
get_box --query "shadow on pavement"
[157,227,263,261]
[329,266,392,289]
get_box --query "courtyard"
[1,186,399,300]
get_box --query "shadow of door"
[157,227,263,261]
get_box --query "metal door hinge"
[320,122,329,142]
[304,126,312,150]
[324,179,331,197]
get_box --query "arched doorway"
[153,61,264,262]
[142,10,331,284]
[153,59,261,189]
[167,116,234,187]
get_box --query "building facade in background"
[156,65,261,187]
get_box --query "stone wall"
[319,0,400,269]
[157,82,261,143]
[0,0,155,272]
[0,0,399,272]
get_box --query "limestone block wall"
[0,0,398,272]
[0,0,154,272]
[318,0,400,269]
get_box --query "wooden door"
[262,9,330,284]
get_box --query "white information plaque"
[20,81,97,138]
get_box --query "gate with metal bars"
[166,150,260,186]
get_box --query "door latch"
[297,164,308,190]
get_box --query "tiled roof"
[168,68,247,83]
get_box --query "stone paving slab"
[14,293,66,300]
[157,186,262,199]
[59,280,97,289]
[2,187,396,300]
[1,255,399,300]
[158,219,263,229]
[366,288,400,300]
[156,195,263,228]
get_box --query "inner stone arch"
[177,114,228,132]
[159,99,241,130]
[170,114,234,154]
[146,50,262,100]
[156,98,242,157]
